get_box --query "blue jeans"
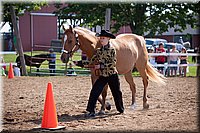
[170,60,178,70]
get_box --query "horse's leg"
[36,67,40,76]
[135,64,149,109]
[124,70,137,109]
[99,84,112,114]
[142,75,149,109]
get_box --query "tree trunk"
[10,5,27,76]
[105,8,111,31]
[129,4,147,35]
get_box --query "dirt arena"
[1,76,199,132]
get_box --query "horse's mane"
[75,27,96,36]
[74,27,98,43]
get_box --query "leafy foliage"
[2,2,47,26]
[54,2,200,36]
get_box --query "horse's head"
[60,25,80,63]
[16,55,21,68]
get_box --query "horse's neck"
[79,39,95,59]
[24,54,30,59]
[76,30,99,59]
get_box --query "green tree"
[54,2,199,36]
[2,2,47,76]
[2,2,47,30]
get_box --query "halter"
[61,31,80,56]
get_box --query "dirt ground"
[1,76,199,132]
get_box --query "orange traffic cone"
[41,82,65,130]
[8,63,14,79]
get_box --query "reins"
[61,28,100,76]
[61,31,80,56]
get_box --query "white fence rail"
[147,53,200,67]
[147,52,199,76]
[148,53,199,56]
[1,52,199,76]
[0,51,16,55]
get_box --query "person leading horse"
[60,25,165,114]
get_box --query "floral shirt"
[83,43,117,77]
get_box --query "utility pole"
[105,8,111,31]
[10,5,27,76]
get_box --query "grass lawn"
[2,51,88,76]
[1,51,198,77]
[187,56,197,77]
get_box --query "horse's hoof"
[98,110,105,115]
[105,102,111,110]
[143,103,149,109]
[130,103,137,110]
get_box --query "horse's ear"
[62,24,66,31]
[69,25,73,32]
[62,22,69,31]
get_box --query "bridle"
[61,31,80,56]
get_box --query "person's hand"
[94,64,100,69]
[84,65,89,68]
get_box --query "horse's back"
[116,34,145,47]
[110,34,147,74]
[16,54,48,68]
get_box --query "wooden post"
[10,5,27,76]
[105,8,111,31]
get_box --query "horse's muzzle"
[60,53,69,63]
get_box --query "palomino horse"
[60,25,165,113]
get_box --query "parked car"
[145,38,167,52]
[163,42,185,52]
[145,38,167,46]
[186,48,194,53]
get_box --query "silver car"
[164,42,185,52]
[145,38,168,52]
[145,38,167,46]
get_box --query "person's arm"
[74,51,99,68]
[162,49,166,54]
[81,54,98,66]
[180,52,188,60]
[73,59,95,68]
[183,56,188,60]
[88,54,98,65]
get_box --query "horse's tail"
[146,61,166,85]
